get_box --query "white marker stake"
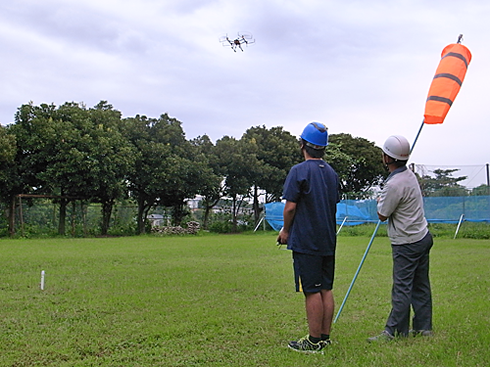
[40,270,45,290]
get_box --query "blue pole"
[334,123,424,323]
[334,220,381,323]
[410,120,425,154]
[336,216,348,235]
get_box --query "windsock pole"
[334,134,420,324]
[410,120,425,155]
[334,129,423,324]
[334,220,380,323]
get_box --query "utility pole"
[486,163,489,195]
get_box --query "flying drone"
[219,33,255,52]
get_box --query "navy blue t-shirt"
[282,159,339,256]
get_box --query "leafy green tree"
[142,114,194,226]
[86,101,136,235]
[160,152,215,226]
[9,102,71,234]
[242,125,302,224]
[41,102,91,234]
[327,133,386,198]
[0,125,19,235]
[123,114,169,233]
[0,125,16,189]
[471,184,490,196]
[214,136,260,232]
[125,114,213,232]
[11,103,58,193]
[418,168,468,197]
[0,125,16,166]
[9,101,135,235]
[189,135,223,230]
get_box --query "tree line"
[0,101,387,237]
[414,167,489,197]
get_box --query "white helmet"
[382,135,410,161]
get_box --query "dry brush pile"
[151,221,201,235]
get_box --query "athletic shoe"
[322,339,332,346]
[410,329,434,337]
[288,335,327,353]
[367,330,394,342]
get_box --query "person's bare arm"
[277,201,297,244]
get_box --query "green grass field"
[1,232,489,366]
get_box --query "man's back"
[282,159,339,255]
[378,167,428,244]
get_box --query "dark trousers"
[385,232,433,336]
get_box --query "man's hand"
[277,227,289,245]
[277,201,296,245]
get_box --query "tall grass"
[1,233,489,366]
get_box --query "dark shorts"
[293,252,335,293]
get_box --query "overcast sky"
[1,0,489,187]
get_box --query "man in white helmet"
[278,122,340,353]
[368,135,434,342]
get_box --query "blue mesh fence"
[263,202,285,231]
[336,200,378,225]
[424,195,490,223]
[264,195,490,229]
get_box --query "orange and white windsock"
[424,41,472,124]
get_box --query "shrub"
[208,220,233,234]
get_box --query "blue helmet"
[300,122,328,148]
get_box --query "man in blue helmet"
[277,122,340,353]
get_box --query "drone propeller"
[238,32,255,43]
[219,32,255,51]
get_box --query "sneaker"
[367,330,394,343]
[322,339,332,346]
[410,329,433,337]
[288,335,327,353]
